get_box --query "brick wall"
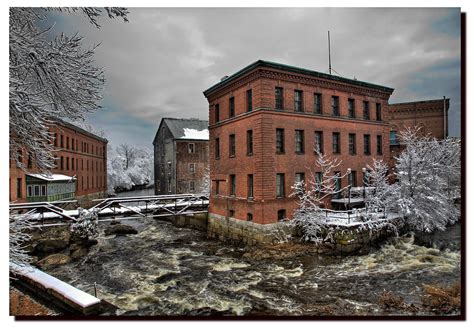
[9,121,107,203]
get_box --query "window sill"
[215,157,220,160]
[247,153,253,156]
[295,152,305,155]
[229,155,236,158]
[247,197,254,202]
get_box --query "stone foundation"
[207,213,292,246]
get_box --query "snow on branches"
[9,8,127,171]
[10,214,35,273]
[71,208,99,240]
[393,127,461,232]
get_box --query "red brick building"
[387,98,449,169]
[203,60,394,224]
[153,118,209,195]
[10,118,108,204]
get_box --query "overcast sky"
[46,7,461,148]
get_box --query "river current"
[45,214,461,316]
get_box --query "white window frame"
[188,143,195,154]
[189,163,195,173]
[190,181,195,192]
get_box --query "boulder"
[34,238,69,254]
[36,254,71,270]
[110,220,121,226]
[104,224,138,236]
[70,248,89,260]
[70,239,98,252]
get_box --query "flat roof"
[203,60,394,96]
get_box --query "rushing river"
[45,216,461,317]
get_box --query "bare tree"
[9,7,128,171]
[116,143,137,170]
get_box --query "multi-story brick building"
[9,118,108,204]
[203,60,394,225]
[387,98,449,169]
[153,118,209,195]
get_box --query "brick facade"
[9,119,108,203]
[204,60,394,224]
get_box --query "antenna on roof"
[328,31,332,75]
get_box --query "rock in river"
[34,238,69,254]
[36,254,71,270]
[104,224,138,236]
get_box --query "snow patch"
[181,128,209,140]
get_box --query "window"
[363,101,370,120]
[189,163,195,173]
[72,138,75,151]
[314,93,322,114]
[16,150,23,167]
[247,213,253,221]
[331,96,340,116]
[229,134,236,157]
[247,89,253,112]
[60,156,64,170]
[190,181,195,192]
[294,90,303,112]
[390,131,399,145]
[377,135,383,155]
[247,130,253,155]
[349,133,356,155]
[314,131,323,154]
[16,178,22,199]
[168,177,171,192]
[215,104,220,123]
[348,99,355,118]
[276,128,285,153]
[215,138,220,159]
[275,87,284,110]
[54,133,58,147]
[215,180,220,195]
[247,174,254,198]
[332,132,340,154]
[295,130,304,154]
[277,209,287,221]
[349,171,357,187]
[295,173,305,183]
[364,134,371,155]
[230,175,236,196]
[376,103,382,121]
[66,157,69,170]
[363,170,370,186]
[276,173,285,198]
[66,137,69,149]
[229,210,235,217]
[34,185,40,197]
[27,185,32,197]
[188,143,195,154]
[229,97,235,118]
[315,172,323,189]
[60,135,64,148]
[41,185,46,196]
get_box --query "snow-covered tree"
[107,144,154,192]
[393,127,461,232]
[10,214,35,273]
[71,208,99,240]
[290,150,349,242]
[9,7,128,171]
[365,159,394,214]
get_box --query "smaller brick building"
[153,118,209,195]
[387,98,449,169]
[10,118,108,204]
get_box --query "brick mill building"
[387,98,449,169]
[153,118,209,195]
[203,60,394,225]
[9,118,108,204]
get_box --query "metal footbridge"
[9,194,209,224]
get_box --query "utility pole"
[328,31,332,75]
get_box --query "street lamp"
[347,168,351,210]
[362,167,366,203]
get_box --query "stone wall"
[207,213,292,246]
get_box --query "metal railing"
[322,206,387,225]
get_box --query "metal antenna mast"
[328,31,332,75]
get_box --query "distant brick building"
[153,118,209,195]
[203,60,394,224]
[387,98,449,169]
[9,118,108,203]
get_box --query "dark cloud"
[46,7,461,146]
